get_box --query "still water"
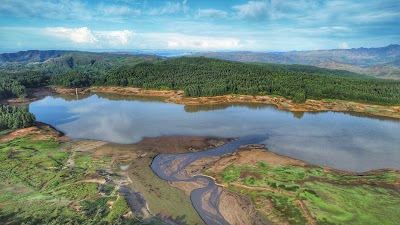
[30,93,400,172]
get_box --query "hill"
[0,50,161,75]
[1,52,399,105]
[0,50,67,63]
[96,57,400,105]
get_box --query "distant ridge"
[0,50,68,63]
[1,45,399,79]
[194,44,400,79]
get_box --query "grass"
[0,131,146,224]
[106,196,130,223]
[129,154,205,225]
[216,161,400,225]
[365,107,380,113]
[302,182,400,224]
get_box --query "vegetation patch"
[0,128,157,224]
[214,159,400,225]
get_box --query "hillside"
[95,57,400,105]
[1,52,399,105]
[195,45,400,79]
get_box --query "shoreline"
[63,86,400,119]
[2,86,399,119]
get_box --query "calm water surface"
[30,93,400,172]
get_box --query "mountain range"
[194,45,400,79]
[1,45,399,79]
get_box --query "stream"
[151,135,266,225]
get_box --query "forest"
[0,105,36,129]
[0,71,48,100]
[96,57,400,104]
[1,56,400,105]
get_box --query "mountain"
[0,50,67,63]
[195,45,400,79]
[0,50,161,75]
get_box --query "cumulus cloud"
[44,27,135,47]
[142,33,244,50]
[197,9,228,18]
[45,27,98,44]
[94,30,135,47]
[233,1,269,20]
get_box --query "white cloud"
[94,30,135,47]
[339,42,350,49]
[233,1,269,20]
[45,27,98,44]
[197,9,228,18]
[142,33,245,50]
[44,27,135,47]
[319,26,350,32]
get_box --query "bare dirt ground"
[0,122,65,143]
[219,189,268,225]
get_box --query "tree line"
[96,57,400,104]
[0,105,36,129]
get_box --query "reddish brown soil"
[0,122,65,143]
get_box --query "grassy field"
[215,160,400,225]
[0,129,152,224]
[129,155,205,225]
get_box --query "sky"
[0,0,399,52]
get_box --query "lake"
[30,93,400,172]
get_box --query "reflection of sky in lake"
[30,94,400,172]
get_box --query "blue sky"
[0,0,399,52]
